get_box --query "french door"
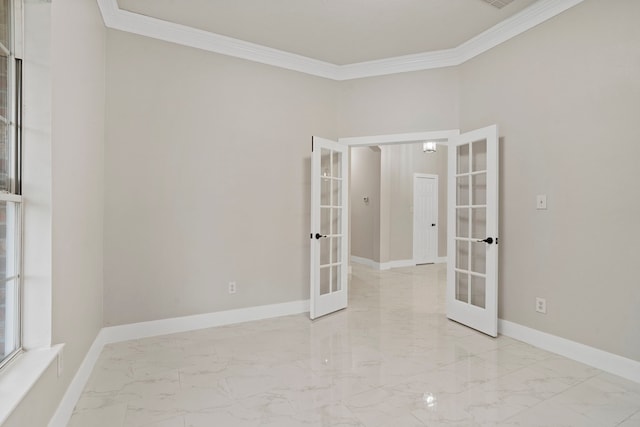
[447,125,499,337]
[310,137,349,320]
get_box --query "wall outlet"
[228,281,237,294]
[536,194,547,210]
[535,297,547,314]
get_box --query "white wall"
[338,67,460,137]
[103,30,340,326]
[459,0,640,362]
[4,0,106,424]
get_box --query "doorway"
[413,174,438,265]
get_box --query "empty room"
[0,0,639,426]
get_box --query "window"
[0,0,21,369]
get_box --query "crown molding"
[97,0,584,81]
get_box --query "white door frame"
[413,173,438,265]
[339,129,458,269]
[340,130,459,147]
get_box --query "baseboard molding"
[48,337,105,427]
[100,299,310,344]
[499,319,640,384]
[351,256,417,271]
[380,259,415,270]
[350,255,380,270]
[48,299,310,427]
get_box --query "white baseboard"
[48,338,105,427]
[48,299,310,427]
[380,259,415,270]
[101,299,310,344]
[499,319,640,384]
[351,256,418,271]
[351,256,448,270]
[350,255,380,270]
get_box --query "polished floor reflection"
[68,263,640,426]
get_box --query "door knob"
[315,233,328,239]
[431,223,436,227]
[477,237,494,244]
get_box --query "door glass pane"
[456,271,469,303]
[472,173,487,206]
[472,140,487,172]
[471,208,486,240]
[321,207,330,235]
[471,275,486,308]
[321,148,331,178]
[331,237,341,265]
[320,267,330,295]
[471,242,486,274]
[332,151,342,178]
[332,208,341,236]
[0,0,9,50]
[0,201,19,359]
[332,265,341,292]
[456,176,469,206]
[457,144,469,174]
[456,240,469,270]
[321,178,330,206]
[320,237,329,266]
[456,208,469,238]
[332,179,341,207]
[0,54,8,193]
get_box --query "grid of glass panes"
[455,139,488,309]
[0,0,21,369]
[318,148,342,296]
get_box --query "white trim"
[0,345,63,426]
[95,0,584,80]
[380,259,415,271]
[47,299,310,427]
[339,130,459,147]
[435,256,447,264]
[0,193,22,203]
[47,337,105,427]
[499,319,640,384]
[350,255,380,270]
[350,256,418,271]
[101,299,310,344]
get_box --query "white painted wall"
[4,0,106,424]
[459,0,640,362]
[103,30,340,326]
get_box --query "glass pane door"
[310,137,348,319]
[447,125,499,337]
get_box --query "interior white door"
[447,125,499,337]
[310,136,349,320]
[413,175,438,264]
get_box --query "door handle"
[477,237,494,244]
[315,233,328,240]
[431,223,436,227]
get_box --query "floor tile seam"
[498,374,601,425]
[615,407,640,426]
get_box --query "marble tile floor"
[68,263,640,427]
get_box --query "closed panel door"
[413,175,438,264]
[310,137,349,320]
[447,125,499,337]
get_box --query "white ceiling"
[117,0,539,65]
